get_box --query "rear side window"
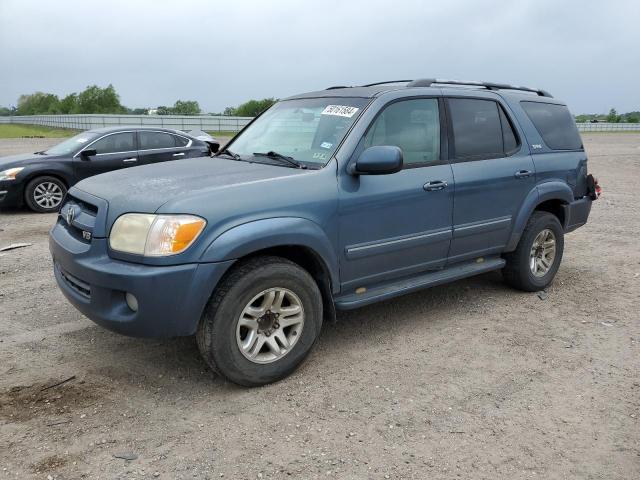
[521,101,582,150]
[449,99,503,160]
[173,135,190,147]
[138,131,176,150]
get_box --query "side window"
[89,132,135,154]
[363,98,440,166]
[138,131,176,150]
[173,135,190,147]
[520,101,582,150]
[449,98,503,160]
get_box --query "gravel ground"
[0,134,638,479]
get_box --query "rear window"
[521,101,582,150]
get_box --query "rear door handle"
[514,170,533,179]
[423,180,448,191]
[122,158,137,164]
[173,152,185,157]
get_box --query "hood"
[73,156,314,223]
[0,152,49,169]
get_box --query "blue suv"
[49,79,598,386]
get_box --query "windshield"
[44,131,99,156]
[227,97,369,167]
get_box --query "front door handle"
[173,152,185,157]
[514,170,533,179]
[122,158,137,164]
[423,180,448,191]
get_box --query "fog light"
[125,292,139,312]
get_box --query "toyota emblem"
[65,206,76,225]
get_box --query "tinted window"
[500,107,518,154]
[364,98,440,165]
[173,135,190,147]
[449,99,503,159]
[521,101,582,150]
[139,131,176,150]
[90,132,135,154]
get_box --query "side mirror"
[206,141,220,154]
[81,149,97,159]
[349,146,403,175]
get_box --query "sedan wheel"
[25,176,67,213]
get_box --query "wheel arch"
[506,182,573,251]
[200,217,340,323]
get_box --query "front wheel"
[24,176,67,213]
[196,256,323,387]
[503,211,565,291]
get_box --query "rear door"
[446,96,535,263]
[74,131,138,181]
[137,131,192,165]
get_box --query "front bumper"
[50,220,234,337]
[564,196,593,233]
[0,181,23,207]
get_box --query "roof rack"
[325,79,552,97]
[405,78,552,97]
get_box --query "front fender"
[200,217,339,291]
[505,181,573,251]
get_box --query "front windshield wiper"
[215,147,242,160]
[34,151,48,155]
[253,151,307,169]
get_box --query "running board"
[334,257,505,310]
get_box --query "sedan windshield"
[226,97,369,167]
[44,131,99,156]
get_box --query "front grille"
[59,194,99,243]
[57,264,91,298]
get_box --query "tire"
[196,256,323,387]
[503,211,564,292]
[24,176,67,213]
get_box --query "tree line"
[575,109,639,123]
[0,84,278,118]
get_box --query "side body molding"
[200,217,340,292]
[505,181,574,251]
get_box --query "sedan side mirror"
[81,149,97,159]
[206,141,220,155]
[349,146,403,175]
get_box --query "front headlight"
[109,213,206,256]
[0,167,24,181]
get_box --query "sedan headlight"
[109,213,206,256]
[0,167,24,181]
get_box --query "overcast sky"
[1,0,638,114]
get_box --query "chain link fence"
[0,114,253,132]
[0,115,639,133]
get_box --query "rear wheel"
[24,176,66,213]
[196,256,323,387]
[503,211,564,291]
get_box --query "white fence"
[575,122,640,132]
[0,115,638,133]
[0,114,253,132]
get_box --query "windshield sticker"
[321,105,359,118]
[76,138,89,143]
[320,142,333,149]
[312,152,327,161]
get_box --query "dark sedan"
[0,126,217,212]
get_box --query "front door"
[74,131,138,181]
[338,98,454,292]
[445,97,536,263]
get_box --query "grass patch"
[205,130,238,138]
[0,124,79,138]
